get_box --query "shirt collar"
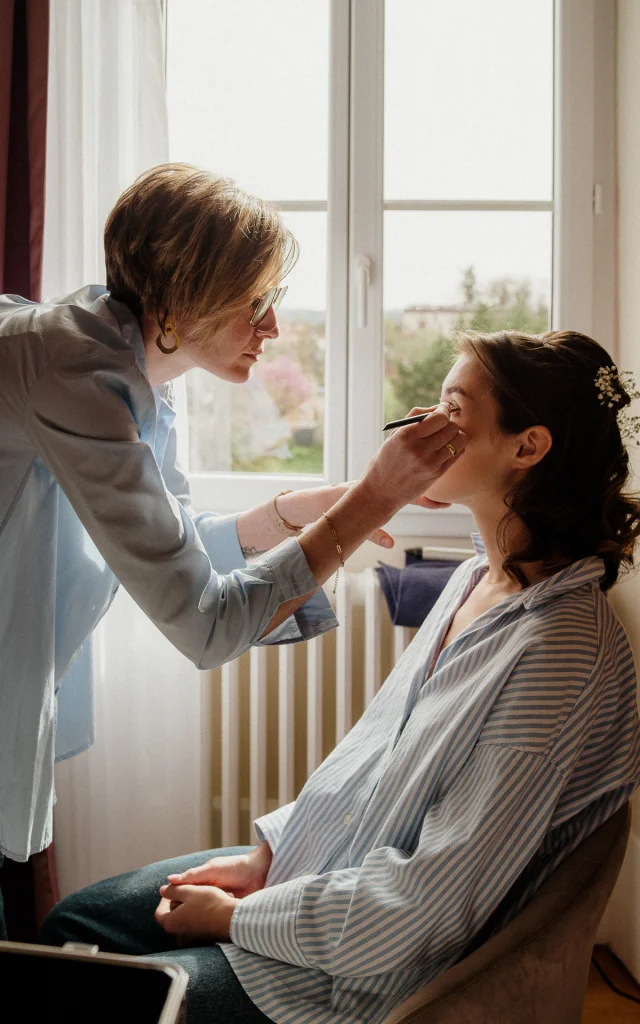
[470,531,486,556]
[468,532,605,610]
[104,291,148,379]
[520,556,606,609]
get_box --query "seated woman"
[42,329,640,1024]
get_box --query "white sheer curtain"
[43,0,209,898]
[42,0,169,297]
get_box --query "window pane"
[383,211,552,422]
[187,213,326,475]
[384,0,554,200]
[167,0,329,200]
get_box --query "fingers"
[403,404,453,439]
[167,857,225,886]
[167,865,208,885]
[427,422,466,460]
[370,529,394,549]
[160,883,190,903]
[154,896,172,926]
[412,496,452,509]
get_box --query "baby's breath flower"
[594,365,640,446]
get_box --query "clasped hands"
[154,840,273,946]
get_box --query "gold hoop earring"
[156,318,181,355]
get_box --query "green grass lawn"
[233,443,324,475]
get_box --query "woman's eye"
[444,400,460,413]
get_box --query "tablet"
[0,940,188,1023]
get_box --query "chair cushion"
[384,803,631,1024]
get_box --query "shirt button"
[343,814,352,825]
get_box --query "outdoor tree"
[257,355,313,416]
[393,336,455,412]
[462,265,476,306]
[385,268,549,422]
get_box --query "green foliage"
[467,279,548,334]
[383,377,406,424]
[391,336,455,416]
[462,265,477,305]
[385,271,549,419]
[233,443,324,475]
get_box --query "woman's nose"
[255,305,280,340]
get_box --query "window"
[165,0,613,532]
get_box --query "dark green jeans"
[39,847,274,1024]
[0,854,6,940]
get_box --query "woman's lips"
[243,351,260,361]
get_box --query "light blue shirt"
[222,544,640,1024]
[0,286,337,862]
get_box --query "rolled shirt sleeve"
[159,417,249,575]
[159,417,338,645]
[25,356,336,670]
[230,744,565,976]
[253,802,296,854]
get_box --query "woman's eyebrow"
[443,384,473,400]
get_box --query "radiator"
[54,548,471,895]
[212,568,415,847]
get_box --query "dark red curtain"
[0,0,49,299]
[0,0,59,941]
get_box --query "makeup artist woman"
[0,164,462,924]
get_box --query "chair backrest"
[385,803,631,1024]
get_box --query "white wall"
[597,0,640,981]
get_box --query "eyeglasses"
[249,285,288,327]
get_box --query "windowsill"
[190,473,474,539]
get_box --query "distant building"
[400,303,511,337]
[400,304,472,337]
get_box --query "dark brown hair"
[104,163,298,343]
[455,330,640,590]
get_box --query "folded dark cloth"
[375,559,461,627]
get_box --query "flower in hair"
[594,365,640,445]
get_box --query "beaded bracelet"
[322,512,344,594]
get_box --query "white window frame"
[347,0,615,538]
[171,0,614,534]
[175,0,350,514]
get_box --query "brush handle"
[382,412,429,430]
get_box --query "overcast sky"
[167,0,553,312]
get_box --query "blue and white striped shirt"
[222,543,640,1024]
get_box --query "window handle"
[355,255,372,328]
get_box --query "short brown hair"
[455,329,640,590]
[104,163,297,341]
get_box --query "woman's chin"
[211,365,252,384]
[426,489,456,505]
[425,481,467,506]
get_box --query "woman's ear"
[514,426,552,468]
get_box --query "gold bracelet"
[322,512,344,594]
[273,489,303,535]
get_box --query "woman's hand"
[155,884,238,944]
[358,403,465,519]
[259,405,464,638]
[280,472,450,551]
[165,840,272,899]
[279,483,395,548]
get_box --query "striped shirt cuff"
[254,538,338,646]
[193,512,246,574]
[262,537,319,600]
[230,875,311,968]
[254,802,296,852]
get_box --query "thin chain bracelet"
[322,512,344,594]
[273,489,304,535]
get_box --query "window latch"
[355,255,372,328]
